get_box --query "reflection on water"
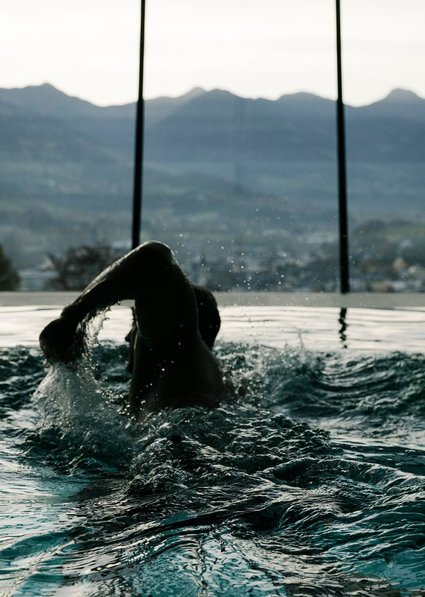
[0,304,424,353]
[0,306,424,596]
[338,307,348,348]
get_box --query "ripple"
[0,342,424,595]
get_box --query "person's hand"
[39,317,85,364]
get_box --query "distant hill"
[2,83,424,163]
[0,83,424,267]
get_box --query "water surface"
[0,306,424,596]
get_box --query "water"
[0,305,424,596]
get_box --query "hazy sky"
[1,0,424,106]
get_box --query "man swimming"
[39,241,224,417]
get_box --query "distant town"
[12,218,424,293]
[146,220,425,293]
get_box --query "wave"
[0,342,424,595]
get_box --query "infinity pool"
[0,301,424,596]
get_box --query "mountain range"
[0,83,424,266]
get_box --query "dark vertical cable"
[336,0,350,293]
[132,0,146,249]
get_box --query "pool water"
[0,305,424,596]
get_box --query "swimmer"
[39,241,224,417]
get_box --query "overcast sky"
[1,0,424,106]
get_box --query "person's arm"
[61,242,172,323]
[39,242,174,363]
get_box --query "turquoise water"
[0,306,424,596]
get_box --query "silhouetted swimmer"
[39,241,224,417]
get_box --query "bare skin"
[39,241,224,417]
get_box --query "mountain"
[143,86,425,164]
[0,82,135,119]
[360,88,425,119]
[0,83,424,267]
[2,83,424,164]
[145,87,206,126]
[144,88,337,164]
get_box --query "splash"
[32,315,137,471]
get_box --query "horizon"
[2,81,424,109]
